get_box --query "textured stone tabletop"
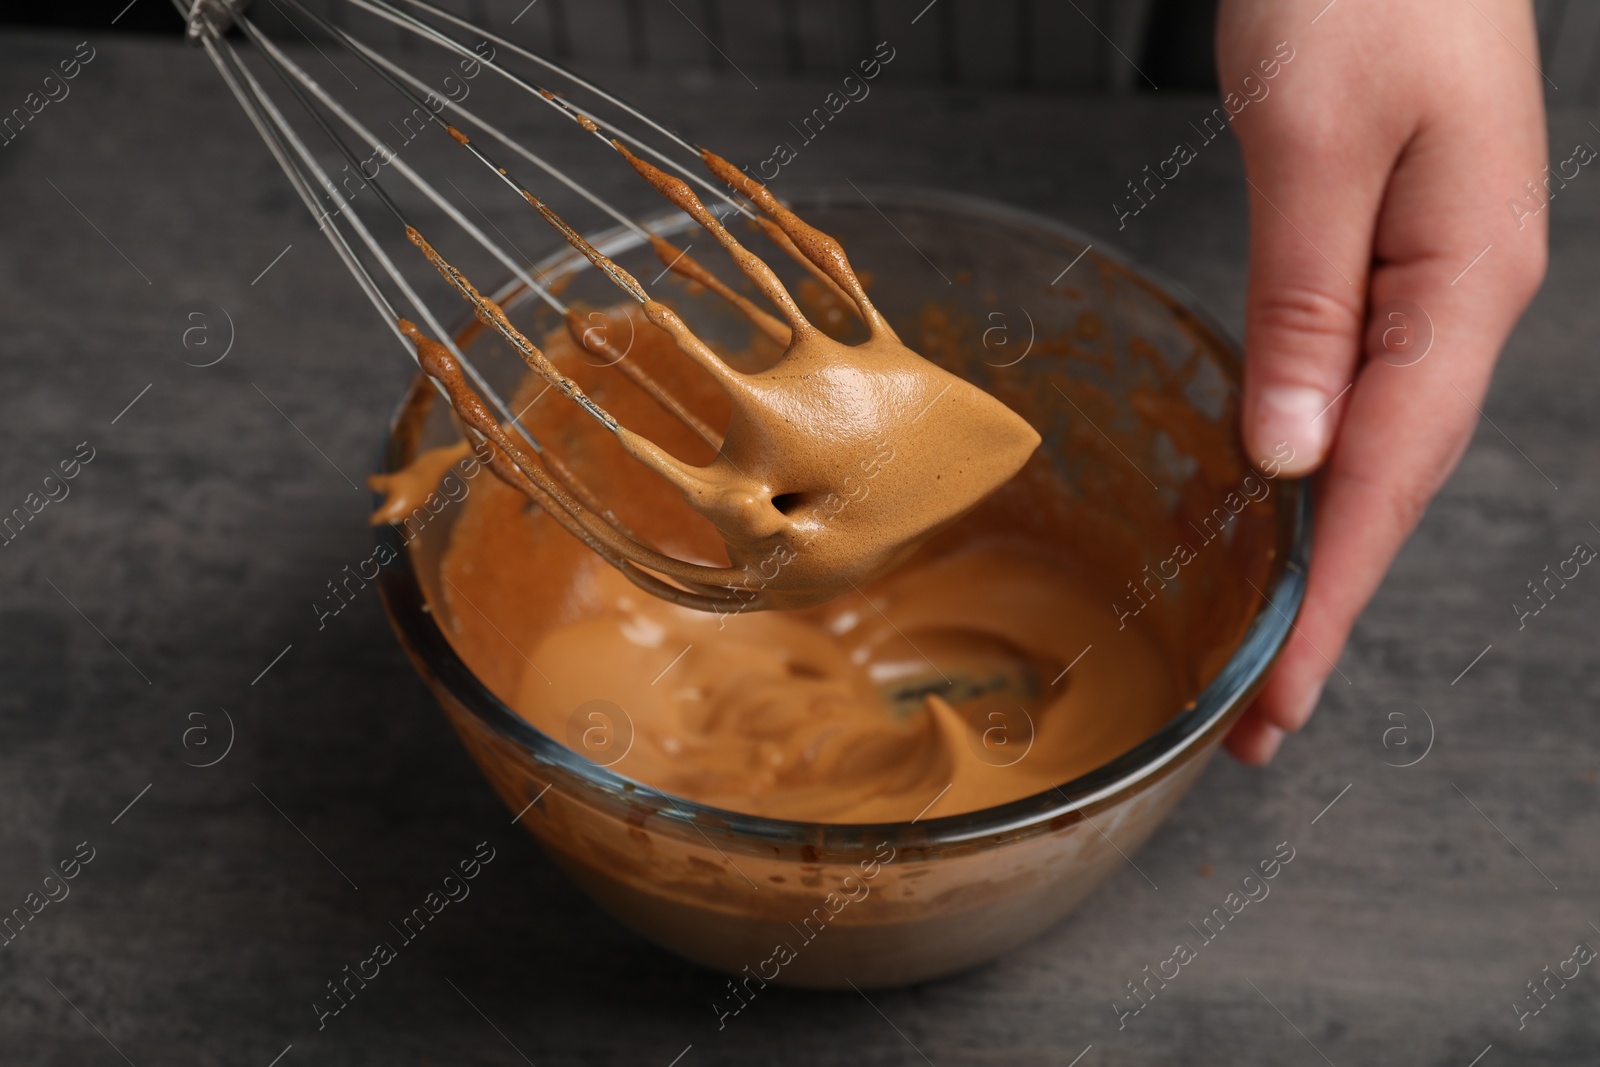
[1,24,1597,1067]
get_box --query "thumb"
[1237,138,1393,476]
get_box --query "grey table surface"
[2,23,1598,1067]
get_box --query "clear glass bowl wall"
[376,188,1310,988]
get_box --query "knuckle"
[1383,479,1432,535]
[1252,284,1364,346]
[1331,463,1435,539]
[1239,97,1345,159]
[1499,237,1548,306]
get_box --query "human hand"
[1214,0,1550,762]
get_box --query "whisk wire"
[242,8,737,544]
[184,0,803,611]
[224,9,652,546]
[197,22,401,341]
[277,0,667,310]
[347,37,651,242]
[351,0,759,223]
[233,16,561,464]
[243,20,568,320]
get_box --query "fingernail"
[1255,384,1332,476]
[1226,708,1285,765]
[1281,678,1327,733]
[1255,724,1286,762]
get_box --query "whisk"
[179,0,1039,613]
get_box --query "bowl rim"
[376,185,1312,851]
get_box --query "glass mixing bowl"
[375,188,1310,989]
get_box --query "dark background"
[1,2,1597,1066]
[0,0,1224,88]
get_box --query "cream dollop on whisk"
[405,140,1039,612]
